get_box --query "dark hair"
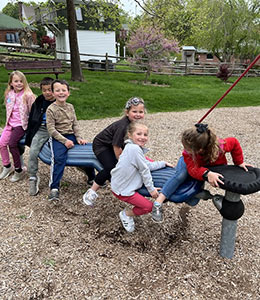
[51,79,70,92]
[40,77,54,89]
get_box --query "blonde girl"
[0,71,35,182]
[111,122,172,232]
[83,97,147,206]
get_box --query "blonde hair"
[4,71,34,104]
[181,124,221,163]
[127,121,148,139]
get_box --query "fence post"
[53,48,57,60]
[105,52,108,73]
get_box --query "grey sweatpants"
[28,126,49,178]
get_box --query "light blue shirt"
[111,139,166,196]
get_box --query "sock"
[123,210,130,218]
[4,164,11,168]
[154,201,161,207]
[15,168,22,173]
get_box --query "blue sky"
[0,0,142,16]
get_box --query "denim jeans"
[161,156,200,206]
[161,156,188,199]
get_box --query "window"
[6,32,20,43]
[207,53,214,60]
[75,7,83,21]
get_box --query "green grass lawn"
[0,66,259,126]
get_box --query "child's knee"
[143,201,153,214]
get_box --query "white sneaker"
[0,166,14,179]
[83,188,98,206]
[119,210,135,232]
[9,170,26,182]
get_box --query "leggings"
[0,125,25,169]
[112,191,153,216]
[94,148,118,186]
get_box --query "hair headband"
[125,97,144,109]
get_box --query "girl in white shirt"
[111,121,173,232]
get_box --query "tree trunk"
[66,0,84,81]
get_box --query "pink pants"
[0,125,24,168]
[112,191,153,216]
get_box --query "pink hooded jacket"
[5,90,35,130]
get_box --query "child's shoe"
[152,202,163,222]
[119,210,135,232]
[9,169,25,182]
[29,176,40,196]
[48,189,60,201]
[83,188,98,206]
[0,166,14,180]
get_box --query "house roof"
[0,13,26,30]
[182,46,196,51]
[196,48,209,54]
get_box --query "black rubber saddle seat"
[208,165,260,195]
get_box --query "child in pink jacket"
[0,71,35,182]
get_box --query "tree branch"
[133,0,161,18]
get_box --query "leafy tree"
[186,0,260,62]
[127,25,179,81]
[2,2,19,19]
[133,0,260,62]
[131,0,193,44]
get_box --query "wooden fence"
[0,43,259,77]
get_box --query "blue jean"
[161,156,188,199]
[49,134,95,189]
[161,156,200,206]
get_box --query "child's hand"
[165,162,174,168]
[78,139,87,145]
[238,162,252,172]
[150,188,160,199]
[207,171,224,188]
[65,140,74,149]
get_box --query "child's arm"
[26,93,36,111]
[113,145,122,159]
[46,106,68,145]
[224,137,244,165]
[224,137,253,171]
[133,146,164,197]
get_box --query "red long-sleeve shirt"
[182,137,244,181]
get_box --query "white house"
[56,29,116,62]
[23,0,117,62]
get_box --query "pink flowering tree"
[127,26,179,82]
